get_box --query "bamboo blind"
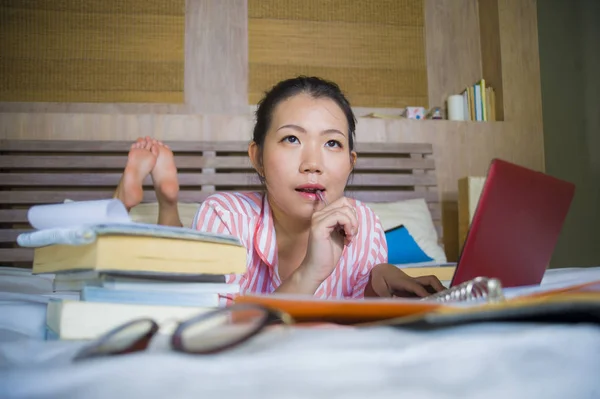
[248,0,428,109]
[0,0,185,103]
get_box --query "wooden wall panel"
[0,0,185,103]
[0,0,546,261]
[248,0,428,108]
[0,0,248,115]
[185,0,248,114]
[424,0,483,110]
[479,0,505,120]
[497,0,543,125]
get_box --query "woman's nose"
[299,149,323,174]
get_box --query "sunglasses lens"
[74,319,156,361]
[178,306,268,353]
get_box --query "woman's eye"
[325,140,342,148]
[283,136,299,144]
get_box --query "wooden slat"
[0,172,436,187]
[356,142,432,154]
[347,173,436,186]
[0,209,29,223]
[0,155,435,171]
[0,140,251,153]
[0,190,237,204]
[0,189,440,205]
[0,248,33,263]
[0,155,126,169]
[0,155,254,170]
[0,173,260,187]
[0,140,433,155]
[0,191,119,204]
[346,190,439,203]
[0,229,30,242]
[355,157,435,170]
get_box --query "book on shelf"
[17,199,247,276]
[461,78,497,122]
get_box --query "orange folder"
[234,294,449,324]
[234,280,600,324]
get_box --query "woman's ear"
[248,141,263,176]
[350,151,357,170]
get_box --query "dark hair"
[252,76,356,166]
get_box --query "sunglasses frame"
[73,318,159,361]
[171,303,293,354]
[73,303,293,361]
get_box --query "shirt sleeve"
[192,194,252,289]
[351,212,388,298]
[191,194,251,249]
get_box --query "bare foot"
[120,137,158,209]
[151,142,179,206]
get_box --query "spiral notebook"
[235,277,600,324]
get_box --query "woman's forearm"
[274,264,323,295]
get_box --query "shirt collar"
[253,193,277,269]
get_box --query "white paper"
[27,199,131,230]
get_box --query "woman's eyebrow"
[276,124,305,133]
[276,124,345,137]
[321,129,345,137]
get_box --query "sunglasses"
[73,303,294,361]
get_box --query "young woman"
[115,76,445,299]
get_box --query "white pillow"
[365,198,447,263]
[129,202,200,228]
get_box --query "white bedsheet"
[1,267,600,399]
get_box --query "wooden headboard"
[0,140,440,266]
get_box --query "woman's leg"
[113,137,157,211]
[152,144,183,227]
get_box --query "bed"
[1,266,600,399]
[1,140,599,398]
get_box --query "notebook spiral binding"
[427,277,505,303]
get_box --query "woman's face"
[252,93,356,220]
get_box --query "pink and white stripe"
[193,192,388,302]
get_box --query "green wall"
[537,0,600,267]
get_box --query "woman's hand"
[297,197,358,286]
[364,263,446,298]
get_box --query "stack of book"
[460,78,497,121]
[19,199,247,340]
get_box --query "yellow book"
[33,234,247,275]
[468,86,475,120]
[19,199,247,275]
[47,300,214,340]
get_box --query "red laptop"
[450,159,575,288]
